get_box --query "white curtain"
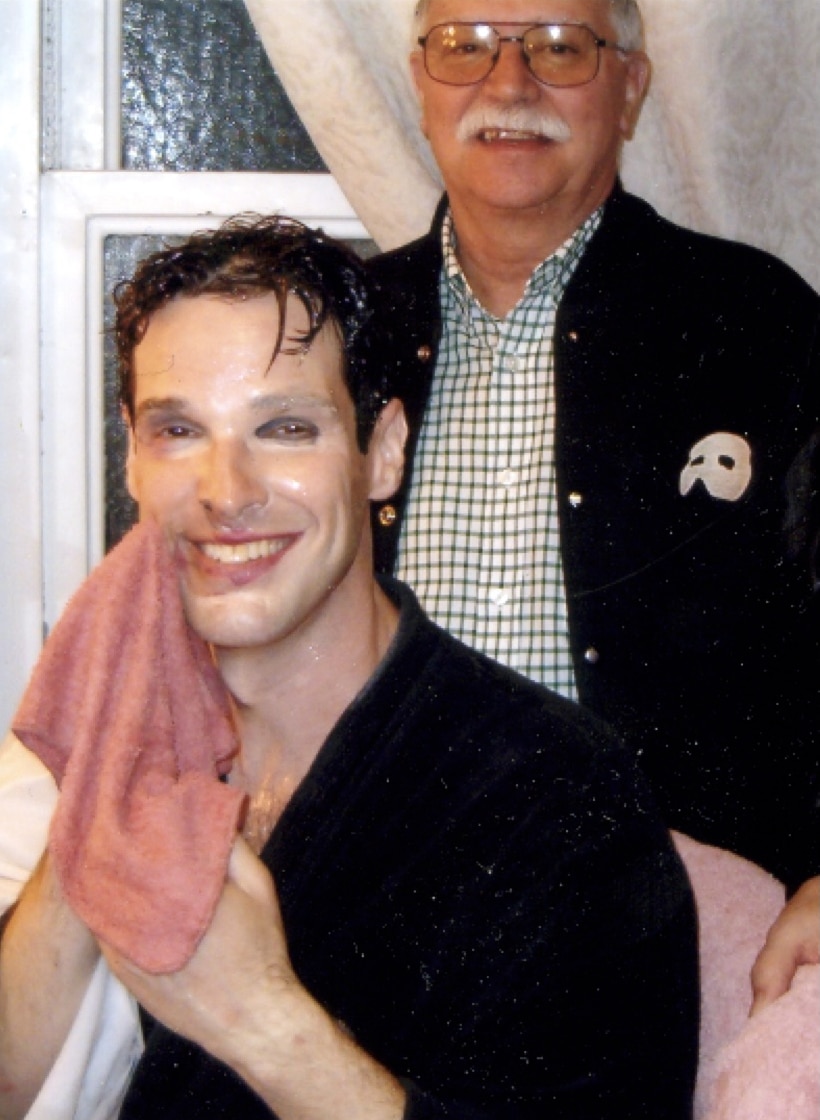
[245,0,820,293]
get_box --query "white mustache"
[455,105,572,144]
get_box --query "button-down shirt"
[395,207,602,698]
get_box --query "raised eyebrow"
[133,394,340,421]
[250,394,339,415]
[133,396,190,422]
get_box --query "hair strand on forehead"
[113,214,390,452]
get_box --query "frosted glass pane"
[103,235,165,550]
[121,0,326,172]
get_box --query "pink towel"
[706,966,820,1120]
[13,520,245,973]
[673,833,820,1120]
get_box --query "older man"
[0,216,696,1118]
[368,0,820,1009]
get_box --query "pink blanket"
[13,520,245,973]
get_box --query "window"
[0,0,368,725]
[120,0,326,172]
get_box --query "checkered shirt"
[395,207,602,699]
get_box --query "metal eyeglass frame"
[417,22,629,88]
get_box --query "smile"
[478,128,544,142]
[199,538,292,564]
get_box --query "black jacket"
[368,187,820,886]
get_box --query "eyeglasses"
[417,22,628,88]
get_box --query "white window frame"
[0,5,43,729]
[0,1,365,726]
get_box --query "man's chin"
[181,593,283,651]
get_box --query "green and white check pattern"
[395,207,601,698]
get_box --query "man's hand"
[102,836,405,1120]
[0,853,100,1120]
[100,835,297,1062]
[750,875,820,1016]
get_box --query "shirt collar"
[441,206,603,317]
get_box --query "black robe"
[121,581,698,1119]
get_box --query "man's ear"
[123,407,140,503]
[409,50,430,139]
[620,52,651,140]
[368,398,408,502]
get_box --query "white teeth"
[200,539,287,564]
[481,128,537,142]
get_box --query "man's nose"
[484,37,540,97]
[198,440,267,521]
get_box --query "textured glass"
[103,233,379,551]
[121,0,326,172]
[102,235,168,550]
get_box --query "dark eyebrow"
[133,397,189,422]
[249,394,339,415]
[133,394,340,422]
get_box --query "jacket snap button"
[417,345,432,361]
[568,491,584,508]
[584,647,600,664]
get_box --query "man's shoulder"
[400,615,669,848]
[366,196,445,288]
[366,232,440,298]
[363,208,444,380]
[385,580,637,785]
[599,189,818,302]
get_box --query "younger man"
[0,216,697,1119]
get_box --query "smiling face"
[126,292,405,655]
[412,0,649,223]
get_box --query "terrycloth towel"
[707,965,820,1120]
[13,519,245,974]
[673,832,820,1120]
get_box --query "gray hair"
[413,1,644,52]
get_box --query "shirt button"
[416,344,432,362]
[488,588,511,609]
[584,647,600,665]
[568,491,584,508]
[498,468,519,488]
[500,354,519,373]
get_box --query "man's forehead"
[421,0,610,26]
[133,292,346,394]
[137,292,334,356]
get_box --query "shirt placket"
[474,318,526,661]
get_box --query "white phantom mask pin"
[679,432,753,502]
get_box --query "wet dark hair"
[785,429,820,593]
[114,213,387,450]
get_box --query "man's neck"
[448,190,609,318]
[214,578,399,791]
